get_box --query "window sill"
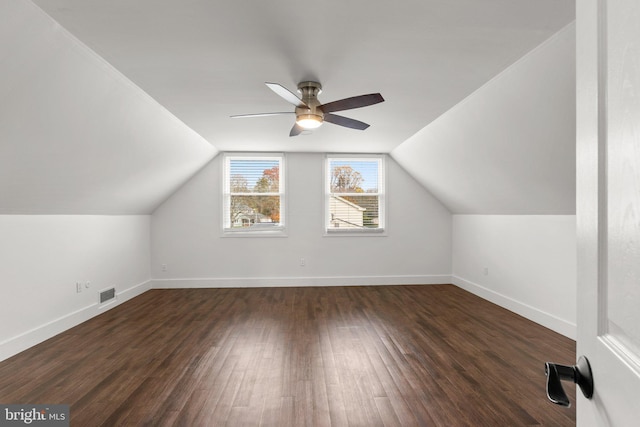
[222,228,287,238]
[323,228,386,237]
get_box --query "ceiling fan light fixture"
[296,114,323,129]
[232,81,384,136]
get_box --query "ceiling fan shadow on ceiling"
[231,81,384,137]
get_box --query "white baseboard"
[451,275,576,339]
[150,274,452,289]
[0,280,152,362]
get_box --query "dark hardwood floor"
[0,285,575,426]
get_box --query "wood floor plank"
[0,285,576,426]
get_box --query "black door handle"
[544,355,593,407]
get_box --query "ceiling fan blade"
[230,112,294,118]
[289,123,304,137]
[319,93,384,113]
[323,113,370,130]
[266,82,307,107]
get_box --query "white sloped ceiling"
[391,24,576,214]
[0,1,217,214]
[1,0,575,215]
[29,0,574,155]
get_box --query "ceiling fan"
[231,81,384,137]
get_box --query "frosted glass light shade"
[296,114,323,129]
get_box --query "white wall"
[388,23,578,338]
[452,215,576,338]
[0,0,216,214]
[0,215,151,361]
[151,153,452,287]
[391,23,575,214]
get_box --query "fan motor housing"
[296,81,323,120]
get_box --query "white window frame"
[324,154,386,236]
[222,153,286,237]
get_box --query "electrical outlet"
[299,258,306,267]
[85,281,91,289]
[483,267,489,276]
[161,264,167,272]
[76,282,82,293]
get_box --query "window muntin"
[223,154,285,234]
[325,155,384,233]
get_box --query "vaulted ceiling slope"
[391,24,576,214]
[0,1,217,214]
[30,0,574,154]
[2,0,574,215]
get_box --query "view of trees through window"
[328,158,382,230]
[224,155,383,233]
[225,157,282,229]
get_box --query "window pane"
[229,159,280,193]
[329,159,379,193]
[229,195,281,228]
[326,156,384,232]
[224,154,284,232]
[329,195,379,229]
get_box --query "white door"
[576,0,640,425]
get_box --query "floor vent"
[100,287,116,304]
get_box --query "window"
[325,155,385,234]
[223,153,285,234]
